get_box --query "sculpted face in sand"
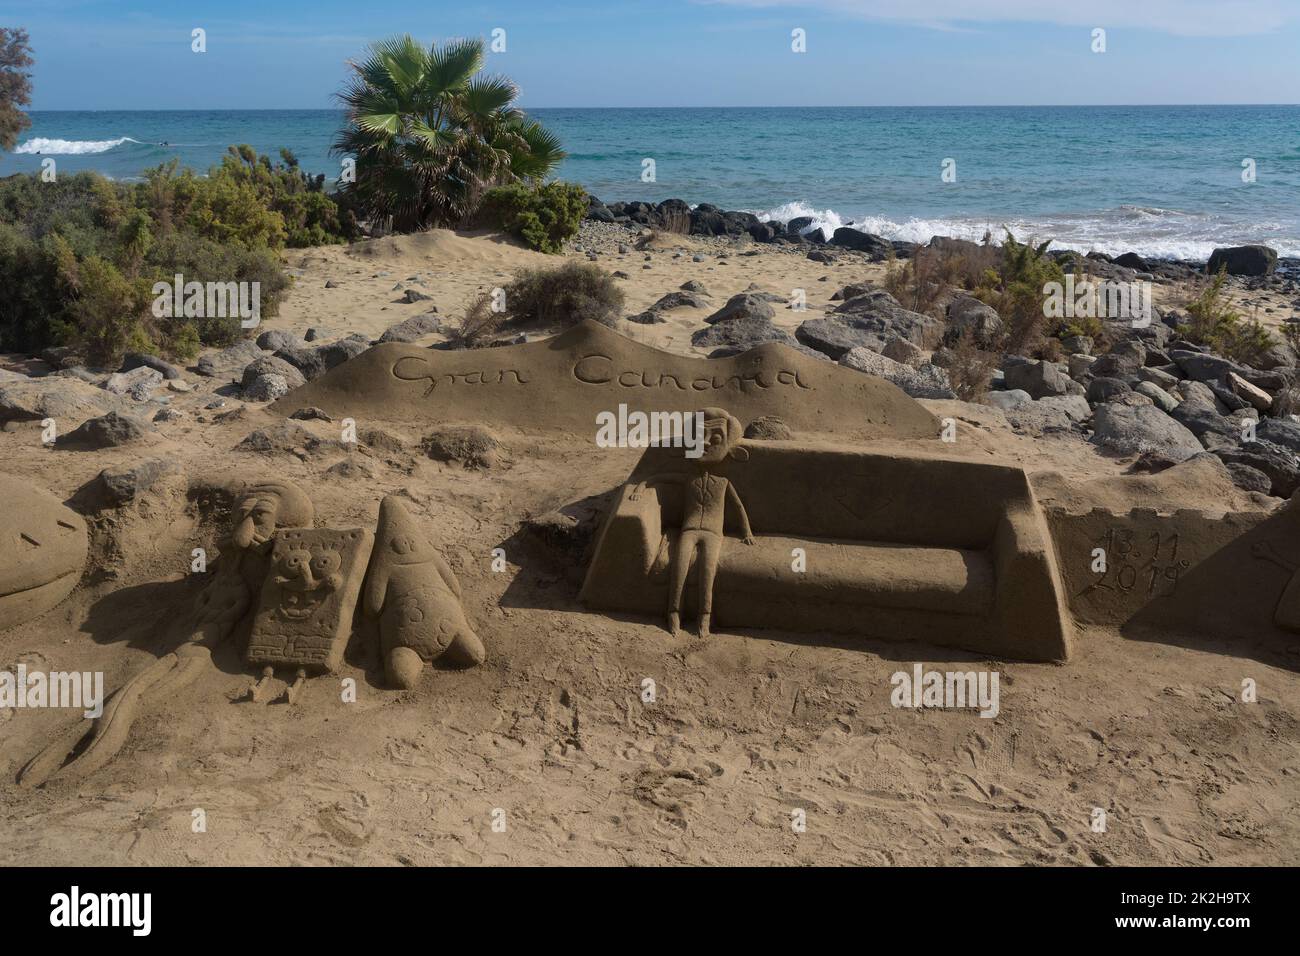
[629,407,755,639]
[0,474,88,633]
[245,527,375,702]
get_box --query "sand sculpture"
[1047,499,1300,649]
[245,527,374,703]
[271,320,939,439]
[626,407,755,638]
[20,479,315,787]
[1032,458,1297,653]
[0,474,88,633]
[581,412,1074,661]
[364,495,485,688]
[19,482,485,785]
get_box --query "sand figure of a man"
[630,407,754,638]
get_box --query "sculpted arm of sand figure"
[726,480,756,546]
[626,472,687,502]
[19,482,312,787]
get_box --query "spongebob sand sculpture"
[20,479,316,786]
[364,495,485,689]
[245,527,374,703]
[18,481,485,786]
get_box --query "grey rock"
[1206,244,1277,277]
[288,406,332,422]
[839,348,956,399]
[1003,360,1070,399]
[796,317,887,360]
[0,376,115,423]
[1168,402,1240,441]
[649,291,710,311]
[1224,462,1274,495]
[1134,381,1179,413]
[241,355,306,390]
[1214,441,1300,497]
[987,389,1033,411]
[197,340,269,378]
[829,228,893,259]
[1169,349,1249,384]
[1087,376,1132,404]
[881,336,924,366]
[120,352,181,380]
[275,337,369,381]
[58,411,154,449]
[255,329,304,352]
[97,458,181,505]
[1091,403,1202,461]
[1138,366,1181,391]
[832,290,942,347]
[378,313,443,343]
[704,292,776,324]
[103,366,163,397]
[1255,418,1300,453]
[242,373,291,403]
[1039,394,1092,423]
[1068,353,1097,380]
[1090,340,1146,379]
[945,295,1003,348]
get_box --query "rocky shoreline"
[584,194,1300,283]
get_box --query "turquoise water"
[6,106,1300,259]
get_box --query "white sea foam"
[756,200,1300,260]
[13,136,140,155]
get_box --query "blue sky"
[6,0,1300,109]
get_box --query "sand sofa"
[581,442,1073,661]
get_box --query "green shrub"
[0,146,340,364]
[974,233,1065,358]
[500,261,625,329]
[1185,269,1276,365]
[480,181,586,253]
[58,254,151,365]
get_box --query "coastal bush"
[0,148,320,362]
[500,261,625,330]
[333,35,565,231]
[945,330,998,403]
[973,233,1065,357]
[479,181,586,253]
[1184,269,1276,365]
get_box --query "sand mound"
[271,320,938,440]
[344,229,554,270]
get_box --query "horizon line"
[25,102,1300,112]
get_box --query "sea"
[6,105,1299,261]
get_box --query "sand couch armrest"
[990,501,1073,661]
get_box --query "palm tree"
[333,35,565,232]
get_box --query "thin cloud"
[697,0,1298,37]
